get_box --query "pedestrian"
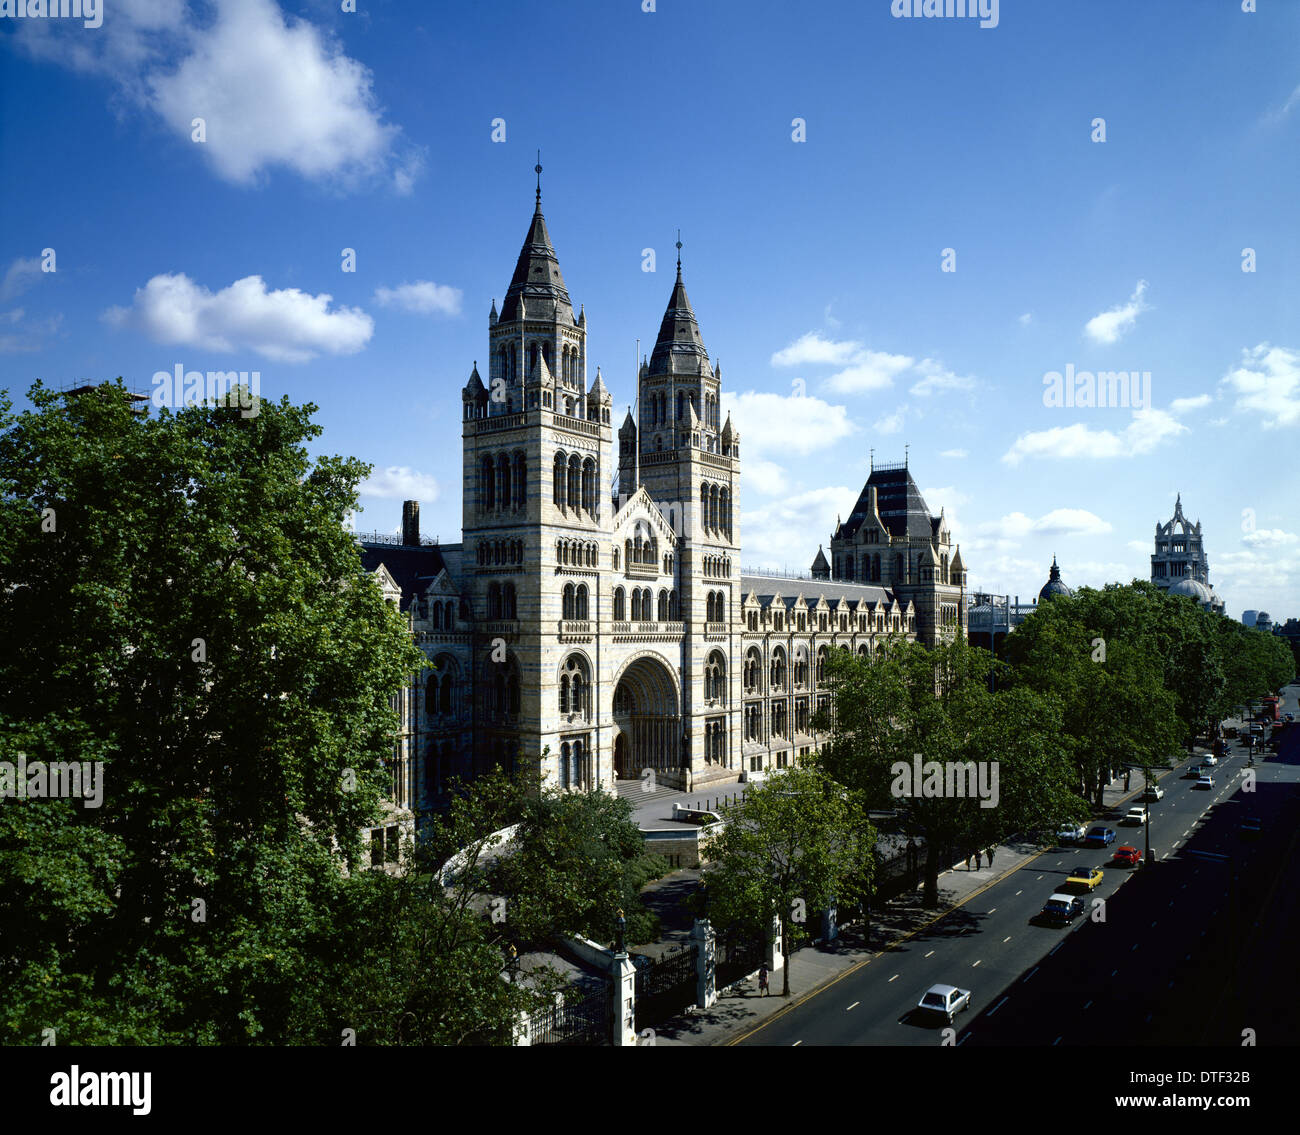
[758,963,770,997]
[965,850,973,871]
[974,848,982,870]
[986,845,995,867]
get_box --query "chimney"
[402,500,420,546]
[868,485,878,515]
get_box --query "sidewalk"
[649,748,1211,1046]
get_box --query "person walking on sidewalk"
[974,848,983,870]
[965,850,973,871]
[758,964,770,997]
[986,845,996,868]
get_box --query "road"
[738,682,1300,1046]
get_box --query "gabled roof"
[842,465,934,541]
[358,540,449,612]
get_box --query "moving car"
[1112,845,1142,867]
[1184,764,1203,778]
[1122,806,1148,826]
[1037,893,1086,925]
[1203,754,1218,767]
[1195,774,1214,790]
[917,983,971,1024]
[1067,865,1105,891]
[1057,821,1088,845]
[1085,826,1116,846]
[1140,784,1165,802]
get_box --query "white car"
[917,983,972,1024]
[1140,784,1165,802]
[1195,774,1214,790]
[1203,754,1219,767]
[1122,806,1148,825]
[1057,822,1088,845]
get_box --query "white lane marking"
[888,974,899,982]
[1049,941,1064,956]
[1015,890,1022,896]
[846,1001,859,1011]
[1003,936,1012,943]
[1024,966,1039,981]
[972,959,981,967]
[1111,969,1119,977]
[1053,1035,1063,1046]
[1083,1000,1092,1010]
[988,996,1009,1016]
[924,950,935,958]
[792,1040,802,1046]
[987,907,996,914]
[1037,875,1044,880]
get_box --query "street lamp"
[1122,762,1156,865]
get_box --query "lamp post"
[1122,762,1156,865]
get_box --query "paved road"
[738,687,1300,1046]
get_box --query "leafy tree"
[699,764,875,996]
[817,636,1073,906]
[0,380,425,1043]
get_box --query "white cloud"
[940,448,967,458]
[0,307,62,353]
[373,281,462,317]
[1018,312,1033,326]
[1084,280,1150,345]
[745,459,791,497]
[1242,528,1298,548]
[825,350,914,394]
[740,486,857,574]
[1034,508,1113,537]
[103,272,373,362]
[910,360,976,397]
[770,331,861,368]
[361,466,440,501]
[1,257,44,303]
[722,390,857,459]
[1001,409,1186,465]
[1261,83,1300,127]
[1169,393,1212,415]
[1219,343,1300,428]
[14,0,415,192]
[872,406,907,434]
[1127,539,1150,554]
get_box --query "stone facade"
[359,189,970,828]
[1151,494,1225,614]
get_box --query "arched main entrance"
[612,655,681,781]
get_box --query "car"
[1057,821,1088,845]
[1239,816,1262,840]
[1286,713,1295,723]
[917,983,972,1024]
[1122,806,1148,826]
[1203,754,1218,767]
[1112,845,1142,867]
[1140,784,1165,802]
[1195,774,1214,790]
[1067,865,1105,891]
[1085,826,1116,846]
[1184,764,1203,778]
[1038,893,1086,925]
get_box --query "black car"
[1037,894,1086,926]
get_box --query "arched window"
[559,655,590,721]
[669,590,679,619]
[514,452,526,509]
[872,553,881,582]
[613,586,625,621]
[425,673,437,716]
[720,488,730,538]
[562,582,575,621]
[715,591,725,622]
[431,602,442,630]
[567,454,580,511]
[576,583,588,620]
[658,589,669,621]
[705,650,726,703]
[816,645,828,684]
[497,453,510,509]
[896,554,904,581]
[553,452,566,507]
[529,342,538,375]
[508,672,520,716]
[487,581,502,620]
[503,581,517,620]
[440,672,453,715]
[559,674,570,715]
[770,647,787,690]
[481,455,496,511]
[581,458,595,513]
[445,601,454,628]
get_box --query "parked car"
[1038,893,1086,926]
[1195,774,1214,790]
[1067,865,1105,891]
[917,983,971,1024]
[1085,826,1116,846]
[1112,845,1142,867]
[1122,806,1148,826]
[1057,821,1088,845]
[1140,785,1165,802]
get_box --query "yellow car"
[1066,865,1104,891]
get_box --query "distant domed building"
[1038,556,1073,602]
[1151,494,1224,614]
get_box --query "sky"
[1,0,1297,621]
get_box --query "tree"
[0,380,426,1043]
[817,636,1074,906]
[699,764,875,996]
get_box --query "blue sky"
[2,0,1297,619]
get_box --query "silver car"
[918,983,972,1024]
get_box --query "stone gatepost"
[767,915,784,974]
[692,918,717,1009]
[611,954,637,1046]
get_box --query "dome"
[1038,556,1074,602]
[1169,578,1213,603]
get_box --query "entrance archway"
[612,654,680,781]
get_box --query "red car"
[1112,845,1142,867]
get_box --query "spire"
[649,245,708,375]
[499,166,573,324]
